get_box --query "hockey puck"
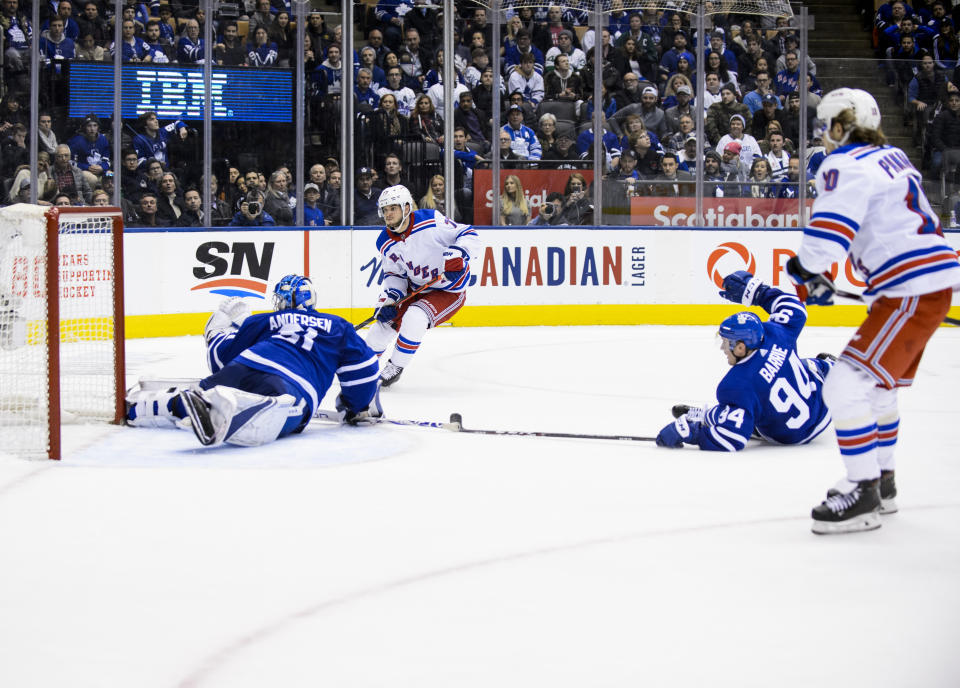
[450,413,462,425]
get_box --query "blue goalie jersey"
[700,289,833,451]
[205,309,380,417]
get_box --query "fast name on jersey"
[268,312,332,333]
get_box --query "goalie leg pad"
[187,386,298,447]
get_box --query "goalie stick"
[353,274,445,331]
[833,289,960,326]
[444,413,658,442]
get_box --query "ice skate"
[812,479,882,534]
[827,470,897,515]
[380,360,404,387]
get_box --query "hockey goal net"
[0,204,125,460]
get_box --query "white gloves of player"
[204,296,252,343]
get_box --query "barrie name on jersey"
[205,308,379,415]
[799,143,960,302]
[702,288,832,451]
[376,209,481,292]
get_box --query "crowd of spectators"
[1,0,824,225]
[875,0,960,188]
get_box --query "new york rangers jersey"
[376,209,481,293]
[700,288,832,451]
[799,143,960,302]
[205,308,380,417]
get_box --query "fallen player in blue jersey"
[656,271,834,451]
[126,274,383,447]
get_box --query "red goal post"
[0,204,125,460]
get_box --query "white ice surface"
[1,325,959,688]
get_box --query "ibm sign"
[68,63,293,123]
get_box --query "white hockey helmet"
[815,88,882,147]
[377,184,415,229]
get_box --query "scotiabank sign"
[474,169,595,225]
[633,197,814,227]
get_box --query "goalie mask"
[273,274,317,311]
[377,184,415,231]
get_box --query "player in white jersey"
[366,185,481,387]
[786,88,960,534]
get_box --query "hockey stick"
[833,289,960,326]
[353,274,445,331]
[312,408,453,429]
[444,413,658,442]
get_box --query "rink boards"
[119,226,960,338]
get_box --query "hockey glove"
[785,255,836,306]
[719,270,769,306]
[336,388,384,425]
[375,288,405,323]
[656,415,702,449]
[442,246,468,283]
[204,296,252,343]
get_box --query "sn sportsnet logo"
[707,242,756,288]
[191,241,275,298]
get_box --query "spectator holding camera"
[229,190,276,226]
[558,172,593,224]
[528,191,565,225]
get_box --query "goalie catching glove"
[784,256,837,306]
[204,296,252,343]
[335,387,384,425]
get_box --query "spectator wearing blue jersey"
[576,118,621,158]
[67,114,111,188]
[302,184,326,226]
[246,25,278,66]
[142,20,171,64]
[504,29,544,76]
[657,272,833,452]
[374,0,411,51]
[111,19,149,62]
[177,19,204,64]
[41,0,79,39]
[355,68,380,110]
[122,0,149,31]
[774,51,802,99]
[127,275,383,447]
[502,104,542,161]
[357,46,386,88]
[2,0,32,74]
[319,42,343,93]
[39,15,75,66]
[132,111,187,169]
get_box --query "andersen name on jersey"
[205,308,379,415]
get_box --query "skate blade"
[811,511,882,535]
[880,497,898,515]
